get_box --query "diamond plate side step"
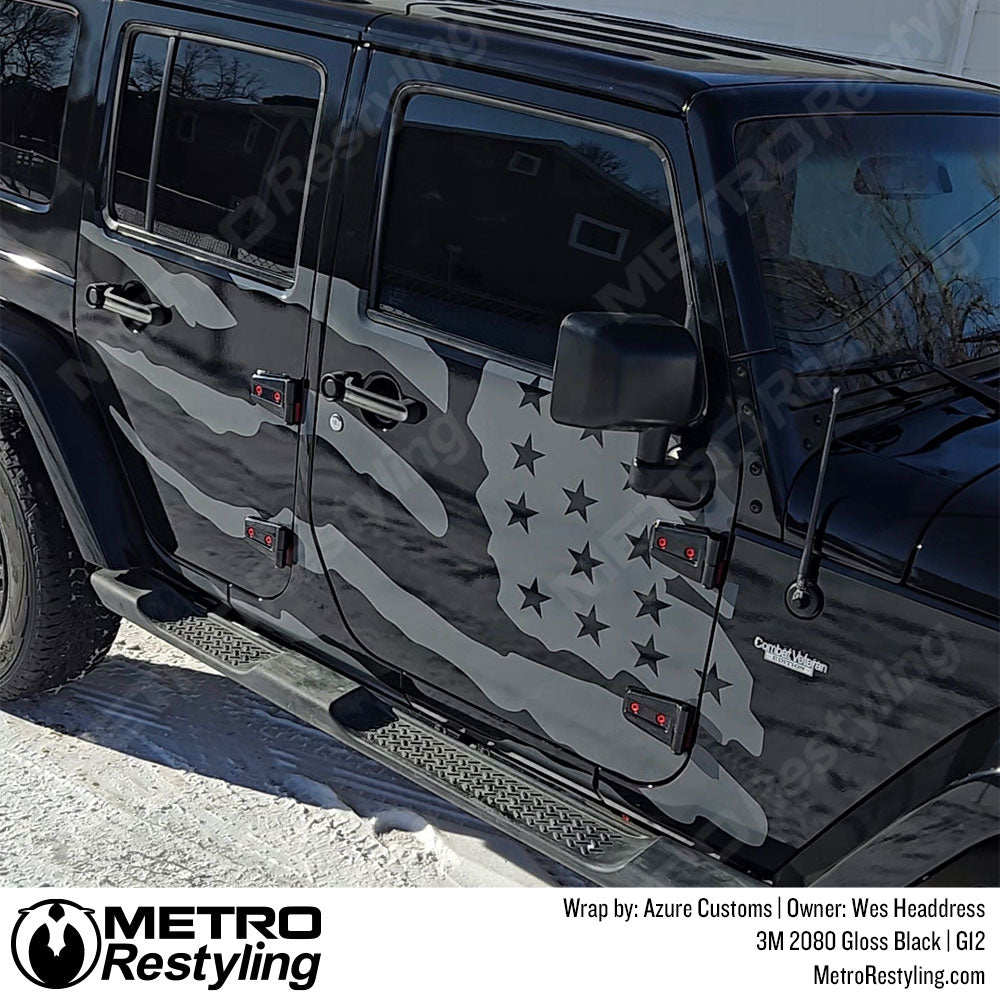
[91,569,756,888]
[342,704,652,872]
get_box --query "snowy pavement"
[1,622,581,889]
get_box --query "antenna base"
[785,580,824,620]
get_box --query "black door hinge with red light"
[244,517,293,568]
[650,522,724,589]
[249,371,303,425]
[622,690,696,754]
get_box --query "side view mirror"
[551,313,702,432]
[552,313,714,509]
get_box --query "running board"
[91,570,756,888]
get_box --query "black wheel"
[0,390,120,700]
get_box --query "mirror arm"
[636,428,672,465]
[628,429,715,510]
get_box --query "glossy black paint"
[699,532,997,876]
[780,710,999,886]
[786,385,1000,589]
[367,2,993,111]
[1,0,997,886]
[818,771,999,888]
[910,469,1000,618]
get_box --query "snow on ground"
[1,622,582,889]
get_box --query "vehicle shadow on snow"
[6,652,582,887]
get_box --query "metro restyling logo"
[11,903,321,991]
[12,899,102,988]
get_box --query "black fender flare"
[813,767,998,888]
[779,709,999,887]
[0,301,155,569]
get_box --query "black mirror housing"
[551,313,702,431]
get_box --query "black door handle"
[86,281,171,330]
[320,371,426,426]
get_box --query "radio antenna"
[786,387,840,620]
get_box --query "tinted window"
[110,35,321,283]
[112,33,168,227]
[737,115,1000,398]
[0,0,78,204]
[377,95,686,366]
[155,40,321,281]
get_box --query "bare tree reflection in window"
[169,44,265,102]
[0,0,77,202]
[738,117,1000,402]
[148,39,321,282]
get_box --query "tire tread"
[0,393,120,699]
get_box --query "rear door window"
[0,0,79,204]
[109,32,322,284]
[111,32,168,227]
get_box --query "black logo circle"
[11,899,102,989]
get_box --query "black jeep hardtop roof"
[200,0,999,112]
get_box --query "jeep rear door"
[307,50,751,785]
[74,2,353,598]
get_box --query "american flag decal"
[468,360,716,705]
[467,359,766,839]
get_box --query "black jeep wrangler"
[1,0,998,888]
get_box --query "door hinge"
[244,517,294,568]
[250,371,303,425]
[650,523,725,589]
[623,690,696,754]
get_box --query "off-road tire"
[0,391,120,700]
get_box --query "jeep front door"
[310,57,747,783]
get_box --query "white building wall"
[963,0,1000,81]
[550,1,1000,84]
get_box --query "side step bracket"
[90,569,755,888]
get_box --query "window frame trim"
[0,0,80,213]
[366,82,696,372]
[102,23,327,290]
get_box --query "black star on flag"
[512,435,544,475]
[632,635,667,674]
[634,584,670,625]
[626,526,652,567]
[518,376,550,413]
[575,605,610,645]
[621,462,633,491]
[563,480,598,521]
[569,541,604,582]
[704,663,732,704]
[518,578,551,617]
[506,493,538,533]
[581,429,604,446]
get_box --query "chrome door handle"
[85,282,171,329]
[320,371,426,426]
